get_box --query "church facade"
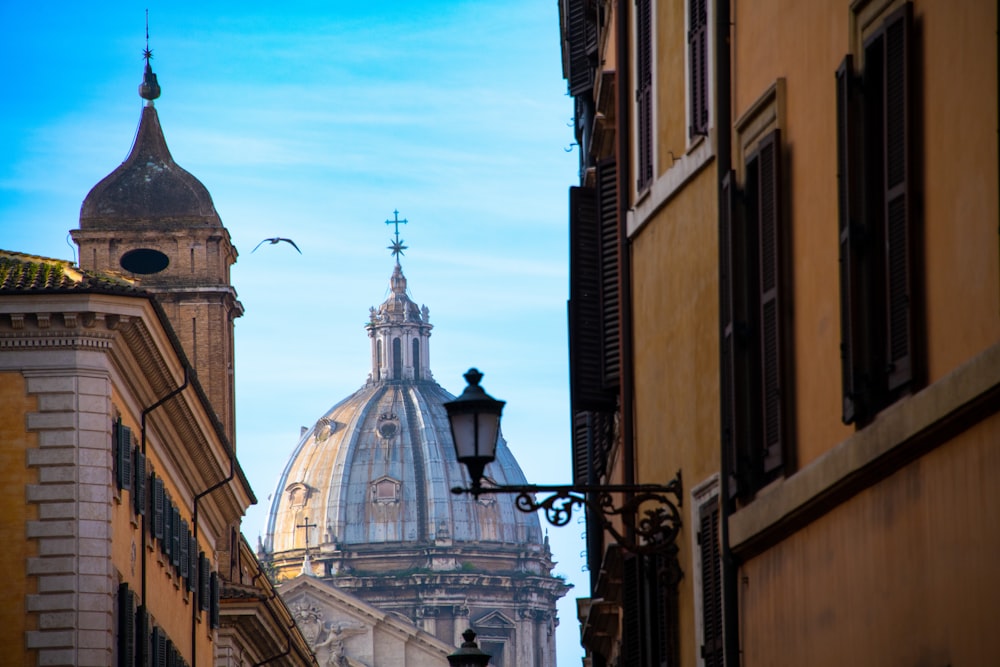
[263,248,569,667]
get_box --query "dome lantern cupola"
[365,211,432,383]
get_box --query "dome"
[265,261,543,560]
[79,98,222,230]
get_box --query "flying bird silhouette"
[252,237,301,254]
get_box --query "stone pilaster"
[24,367,114,666]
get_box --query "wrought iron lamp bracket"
[451,470,683,555]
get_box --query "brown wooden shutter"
[571,410,592,486]
[836,55,866,424]
[115,420,132,492]
[152,475,165,541]
[597,158,621,389]
[699,499,723,667]
[569,186,614,411]
[133,447,146,516]
[754,129,784,474]
[117,583,136,667]
[170,505,181,568]
[882,3,913,392]
[567,0,592,95]
[152,626,167,667]
[636,0,653,190]
[621,554,643,666]
[719,170,743,498]
[689,0,709,137]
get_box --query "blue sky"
[1,1,586,663]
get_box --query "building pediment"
[279,575,451,666]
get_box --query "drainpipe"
[716,1,741,666]
[140,366,191,667]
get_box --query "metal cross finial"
[143,9,153,63]
[296,516,318,553]
[385,210,409,262]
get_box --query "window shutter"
[621,555,643,666]
[755,129,785,474]
[152,475,165,542]
[179,520,190,581]
[567,0,593,95]
[170,505,181,569]
[569,186,614,411]
[210,572,221,628]
[152,626,167,667]
[115,421,132,492]
[187,534,198,593]
[161,492,172,556]
[133,448,146,516]
[571,410,592,486]
[636,0,654,190]
[699,500,723,667]
[882,3,913,392]
[689,0,708,137]
[719,170,744,498]
[836,55,868,424]
[597,158,621,389]
[199,553,211,611]
[117,583,136,667]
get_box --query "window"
[837,1,917,425]
[114,419,132,492]
[622,551,680,666]
[721,83,791,497]
[569,158,619,481]
[117,583,137,667]
[635,0,653,191]
[696,495,723,667]
[688,0,709,138]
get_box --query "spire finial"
[139,9,161,103]
[385,210,408,264]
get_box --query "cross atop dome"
[385,210,408,263]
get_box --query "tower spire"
[139,10,161,103]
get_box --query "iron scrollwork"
[452,470,683,555]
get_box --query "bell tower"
[71,49,243,442]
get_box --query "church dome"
[79,68,221,231]
[265,260,543,561]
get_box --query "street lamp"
[444,369,683,556]
[446,628,492,667]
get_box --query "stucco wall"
[738,412,1000,666]
[0,372,39,663]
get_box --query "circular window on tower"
[120,248,169,274]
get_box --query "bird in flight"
[252,237,302,254]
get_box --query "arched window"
[412,338,421,380]
[392,337,402,380]
[376,339,382,381]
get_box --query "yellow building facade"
[562,0,998,664]
[0,55,316,667]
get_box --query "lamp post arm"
[451,471,683,556]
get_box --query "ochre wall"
[654,0,687,178]
[738,413,1000,666]
[733,0,1000,469]
[110,387,216,664]
[632,163,720,667]
[0,372,39,664]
